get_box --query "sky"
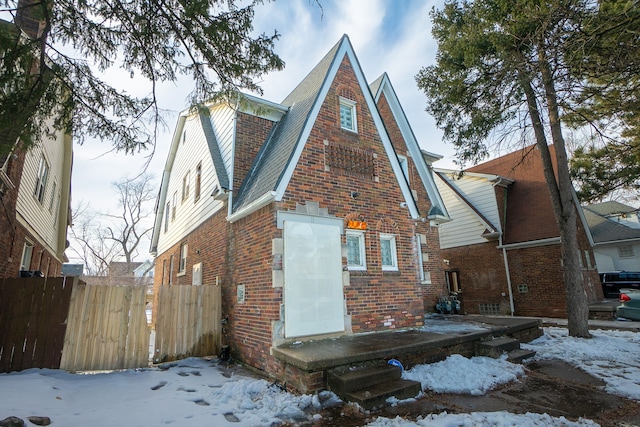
[2,323,639,426]
[68,0,454,262]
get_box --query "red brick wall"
[224,205,281,374]
[441,187,603,318]
[441,241,512,315]
[233,113,275,191]
[375,92,448,310]
[0,148,25,278]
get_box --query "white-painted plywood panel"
[283,220,344,337]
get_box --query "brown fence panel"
[0,277,74,373]
[154,284,221,363]
[60,282,149,371]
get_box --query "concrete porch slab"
[272,315,542,372]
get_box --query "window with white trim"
[380,234,398,271]
[164,201,170,232]
[194,162,202,202]
[179,242,188,273]
[20,242,33,271]
[182,171,190,202]
[33,154,49,203]
[346,230,366,270]
[172,191,177,221]
[169,255,174,285]
[339,97,357,132]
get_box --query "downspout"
[227,94,240,218]
[501,235,515,316]
[496,182,515,316]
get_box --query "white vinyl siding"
[435,173,502,249]
[156,105,235,255]
[15,123,70,258]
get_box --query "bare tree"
[68,174,156,276]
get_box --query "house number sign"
[347,220,367,230]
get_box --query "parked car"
[616,289,640,321]
[599,271,640,298]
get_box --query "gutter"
[498,236,561,250]
[227,191,277,223]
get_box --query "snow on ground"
[522,326,640,401]
[1,326,639,426]
[402,353,525,395]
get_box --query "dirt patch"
[299,359,640,426]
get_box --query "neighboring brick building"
[0,19,73,279]
[150,35,450,387]
[434,145,602,318]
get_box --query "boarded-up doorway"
[283,219,344,338]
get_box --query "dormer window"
[339,97,357,132]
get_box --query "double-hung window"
[182,171,190,202]
[380,234,398,271]
[179,242,188,274]
[339,97,357,132]
[346,230,366,270]
[34,155,49,203]
[20,242,33,271]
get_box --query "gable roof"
[583,202,640,244]
[370,73,449,223]
[467,145,593,246]
[435,170,508,237]
[228,34,421,222]
[199,112,229,191]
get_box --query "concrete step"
[327,364,401,395]
[343,378,422,410]
[477,337,521,358]
[507,348,536,363]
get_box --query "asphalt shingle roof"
[232,37,345,212]
[583,202,640,244]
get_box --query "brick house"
[433,145,602,318]
[0,128,72,279]
[150,35,450,386]
[0,19,73,279]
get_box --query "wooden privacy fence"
[0,277,74,372]
[154,284,221,363]
[60,281,149,371]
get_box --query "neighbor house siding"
[15,127,67,256]
[435,174,501,249]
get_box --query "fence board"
[60,283,149,371]
[0,277,74,372]
[154,284,221,363]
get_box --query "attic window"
[339,97,357,132]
